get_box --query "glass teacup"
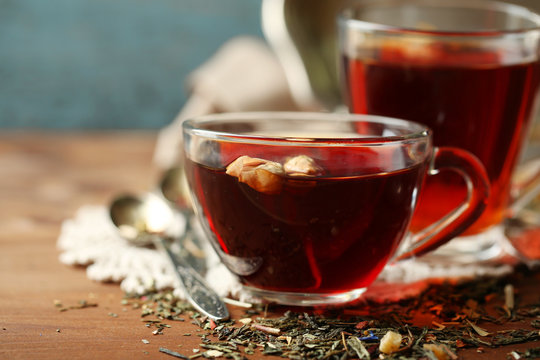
[182,112,489,305]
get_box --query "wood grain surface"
[0,132,538,360]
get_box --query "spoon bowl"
[160,166,191,208]
[110,193,175,245]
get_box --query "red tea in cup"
[188,156,424,294]
[343,45,540,234]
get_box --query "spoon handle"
[155,236,230,321]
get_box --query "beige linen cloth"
[58,37,514,303]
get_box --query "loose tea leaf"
[55,299,98,312]
[159,347,190,359]
[347,337,370,359]
[251,323,280,335]
[466,319,491,337]
[507,346,540,360]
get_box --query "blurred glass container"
[261,0,346,110]
[261,0,540,263]
[261,0,540,112]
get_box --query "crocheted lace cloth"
[57,205,514,303]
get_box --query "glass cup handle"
[396,147,490,260]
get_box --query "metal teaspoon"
[109,193,229,321]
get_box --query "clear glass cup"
[182,112,489,306]
[339,0,540,261]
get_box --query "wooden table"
[1,132,539,360]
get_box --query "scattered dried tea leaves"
[123,290,194,336]
[125,266,540,359]
[55,299,98,312]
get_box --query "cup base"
[243,286,367,306]
[419,225,505,264]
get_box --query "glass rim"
[338,0,540,36]
[182,111,431,147]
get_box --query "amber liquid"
[186,159,424,294]
[344,47,540,234]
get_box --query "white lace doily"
[57,205,244,300]
[57,205,514,303]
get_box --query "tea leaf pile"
[127,265,540,359]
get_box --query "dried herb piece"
[507,346,540,360]
[251,323,280,335]
[347,337,370,359]
[492,330,540,346]
[159,347,190,359]
[466,319,491,337]
[56,299,98,312]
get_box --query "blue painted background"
[0,0,263,129]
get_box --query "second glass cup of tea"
[339,0,540,260]
[182,112,489,306]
